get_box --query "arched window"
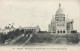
[63,31,65,33]
[60,31,62,33]
[57,31,59,33]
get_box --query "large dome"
[56,3,64,15]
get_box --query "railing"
[22,34,33,46]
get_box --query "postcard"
[0,0,80,51]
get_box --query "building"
[48,3,75,34]
[0,24,15,34]
[19,25,40,34]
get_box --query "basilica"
[0,3,77,35]
[48,3,76,34]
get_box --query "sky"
[0,0,80,32]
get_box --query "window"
[53,32,55,33]
[60,31,62,33]
[57,31,59,33]
[60,20,61,21]
[63,31,65,33]
[32,29,33,31]
[63,19,65,21]
[57,19,59,21]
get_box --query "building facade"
[19,25,40,34]
[48,3,74,34]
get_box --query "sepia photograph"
[0,0,80,51]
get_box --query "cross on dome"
[59,3,61,8]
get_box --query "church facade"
[48,3,74,34]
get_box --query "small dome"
[51,16,55,22]
[66,16,70,22]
